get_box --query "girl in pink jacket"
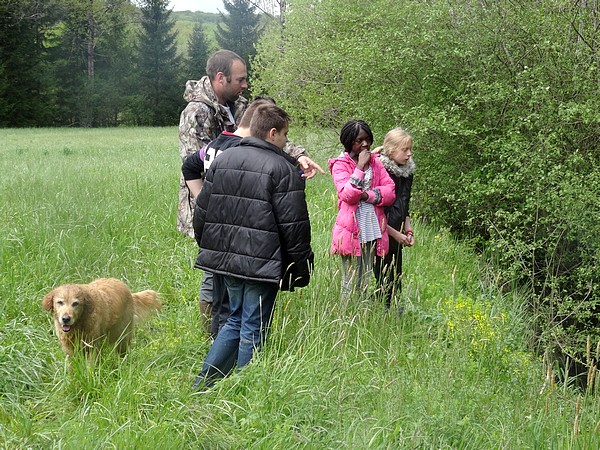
[329,120,396,301]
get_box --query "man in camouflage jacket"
[177,50,249,238]
[178,50,321,239]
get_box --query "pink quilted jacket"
[328,152,396,257]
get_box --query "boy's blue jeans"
[195,276,278,387]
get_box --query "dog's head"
[42,284,91,333]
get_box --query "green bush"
[252,0,600,372]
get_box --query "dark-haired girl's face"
[351,129,372,154]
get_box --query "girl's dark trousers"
[374,242,403,309]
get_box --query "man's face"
[220,59,248,104]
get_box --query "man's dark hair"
[249,104,291,141]
[206,49,245,82]
[238,99,275,128]
[340,119,373,152]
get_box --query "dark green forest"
[2,0,599,380]
[0,0,259,127]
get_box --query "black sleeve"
[181,151,204,181]
[385,174,413,229]
[193,174,213,248]
[275,167,314,291]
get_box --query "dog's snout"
[61,315,71,325]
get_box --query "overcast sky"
[169,0,224,13]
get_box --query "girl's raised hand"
[357,150,371,170]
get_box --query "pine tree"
[215,0,263,76]
[135,0,182,126]
[0,0,58,126]
[185,22,210,81]
[50,0,137,127]
[87,0,136,126]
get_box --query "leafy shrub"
[253,0,600,375]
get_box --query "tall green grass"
[0,127,598,449]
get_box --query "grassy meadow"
[0,127,598,448]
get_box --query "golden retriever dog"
[42,278,161,357]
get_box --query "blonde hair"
[379,128,413,156]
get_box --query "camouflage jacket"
[177,77,248,238]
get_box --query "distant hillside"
[171,11,220,57]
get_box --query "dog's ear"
[80,287,93,314]
[42,290,54,312]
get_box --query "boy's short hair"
[206,49,245,82]
[238,98,275,128]
[249,104,291,141]
[340,120,373,152]
[252,94,276,104]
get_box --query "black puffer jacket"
[193,137,313,290]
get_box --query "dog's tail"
[132,290,161,324]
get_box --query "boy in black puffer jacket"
[192,104,314,389]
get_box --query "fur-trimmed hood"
[378,155,416,178]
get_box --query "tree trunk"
[86,0,95,127]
